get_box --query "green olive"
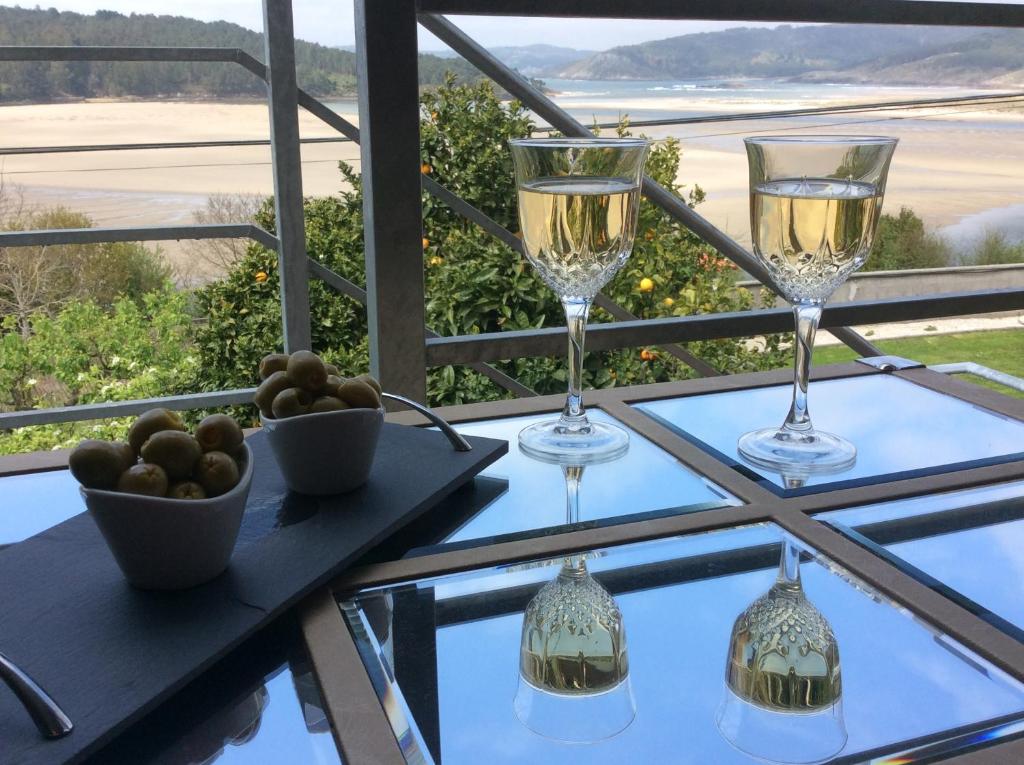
[140,430,203,480]
[69,439,135,490]
[320,374,344,397]
[258,352,290,380]
[324,363,340,377]
[338,379,381,409]
[117,463,169,497]
[196,451,240,497]
[354,373,383,398]
[128,408,185,455]
[195,413,244,453]
[286,350,327,392]
[310,395,349,413]
[168,481,207,500]
[271,387,313,419]
[254,371,294,418]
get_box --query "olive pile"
[69,409,246,499]
[253,350,382,419]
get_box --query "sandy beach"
[2,93,1023,274]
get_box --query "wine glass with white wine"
[738,136,898,473]
[514,461,635,742]
[509,138,649,462]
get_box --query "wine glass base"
[518,418,630,465]
[737,427,856,473]
[716,688,847,764]
[514,676,636,743]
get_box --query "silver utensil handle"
[0,652,73,739]
[381,392,472,452]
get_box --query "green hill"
[0,6,480,101]
[558,24,1004,84]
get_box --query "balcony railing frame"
[0,0,1023,426]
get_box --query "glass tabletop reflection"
[423,409,738,549]
[821,480,1024,639]
[636,374,1024,493]
[85,618,341,764]
[0,469,82,545]
[340,523,1024,764]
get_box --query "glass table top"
[340,522,1024,764]
[84,618,340,764]
[636,374,1024,494]
[410,408,738,551]
[1,469,82,545]
[821,480,1024,640]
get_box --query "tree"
[0,206,171,334]
[193,77,787,414]
[864,206,952,271]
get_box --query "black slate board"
[0,425,506,765]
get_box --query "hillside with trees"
[558,24,1024,86]
[0,6,481,101]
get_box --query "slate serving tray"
[0,425,506,765]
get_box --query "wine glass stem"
[562,464,584,525]
[783,302,824,434]
[778,539,802,587]
[561,298,592,427]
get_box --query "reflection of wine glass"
[509,138,649,462]
[737,136,897,473]
[514,462,635,742]
[716,540,846,764]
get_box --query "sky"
[9,0,785,51]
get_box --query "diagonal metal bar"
[418,13,884,359]
[307,260,537,397]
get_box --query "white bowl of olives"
[254,351,385,496]
[72,410,253,591]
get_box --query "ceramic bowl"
[82,443,253,591]
[260,406,384,495]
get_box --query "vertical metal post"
[355,0,428,401]
[263,0,311,352]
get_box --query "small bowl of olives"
[254,351,385,495]
[72,410,253,591]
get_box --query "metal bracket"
[381,393,473,452]
[0,652,73,739]
[856,356,926,372]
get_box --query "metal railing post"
[263,0,312,353]
[356,0,429,401]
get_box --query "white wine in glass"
[510,138,649,463]
[738,136,898,473]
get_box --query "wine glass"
[509,138,649,462]
[737,136,898,473]
[513,460,636,742]
[716,539,847,763]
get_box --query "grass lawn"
[812,329,1024,399]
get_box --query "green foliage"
[194,78,787,409]
[0,286,198,454]
[0,6,481,101]
[0,206,170,334]
[963,231,1024,266]
[864,206,953,271]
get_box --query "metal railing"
[1,0,1024,430]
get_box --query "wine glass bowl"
[514,555,636,743]
[716,541,847,764]
[738,136,898,473]
[510,138,649,462]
